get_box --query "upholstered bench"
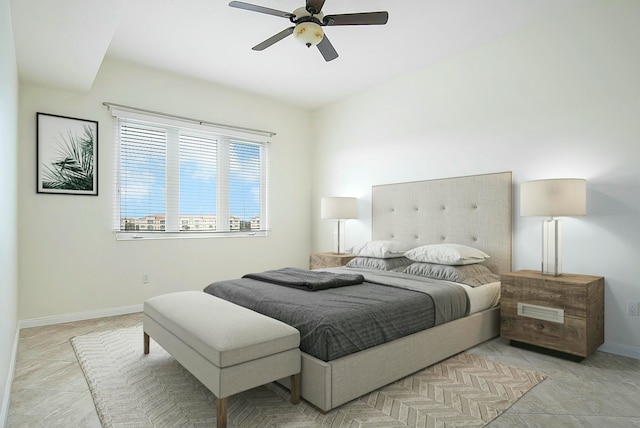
[143,291,301,428]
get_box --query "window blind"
[110,107,269,238]
[119,119,166,231]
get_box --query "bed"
[204,171,512,411]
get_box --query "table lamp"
[321,197,357,254]
[520,178,586,276]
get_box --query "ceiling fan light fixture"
[293,21,324,47]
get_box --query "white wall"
[18,58,313,320]
[0,0,19,420]
[312,0,640,357]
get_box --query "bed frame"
[280,171,513,411]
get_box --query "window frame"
[110,107,270,241]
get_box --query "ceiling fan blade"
[323,11,389,26]
[317,35,338,62]
[252,27,295,51]
[229,1,293,19]
[305,0,326,14]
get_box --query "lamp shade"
[521,179,586,217]
[321,197,357,220]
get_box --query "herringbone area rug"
[72,326,545,428]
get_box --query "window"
[110,107,270,239]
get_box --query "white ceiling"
[11,0,591,109]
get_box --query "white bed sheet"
[459,281,501,315]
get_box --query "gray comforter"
[203,268,469,362]
[242,267,364,290]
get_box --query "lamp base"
[541,218,562,276]
[332,219,346,255]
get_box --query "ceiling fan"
[229,0,389,62]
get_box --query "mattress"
[204,268,483,362]
[459,281,501,315]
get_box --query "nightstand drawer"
[500,304,590,356]
[501,275,594,319]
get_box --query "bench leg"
[143,332,150,355]
[217,397,227,428]
[290,373,301,404]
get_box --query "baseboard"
[599,341,640,361]
[19,304,143,330]
[0,325,20,428]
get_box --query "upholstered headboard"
[372,172,513,275]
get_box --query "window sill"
[115,231,268,241]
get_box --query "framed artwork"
[37,112,98,195]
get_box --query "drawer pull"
[517,302,564,324]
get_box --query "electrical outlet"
[143,274,149,284]
[627,301,639,316]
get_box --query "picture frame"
[37,112,98,195]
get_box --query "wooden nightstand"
[309,252,356,269]
[500,270,604,360]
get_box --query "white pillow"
[404,244,490,265]
[351,240,411,259]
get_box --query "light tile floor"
[6,313,640,427]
